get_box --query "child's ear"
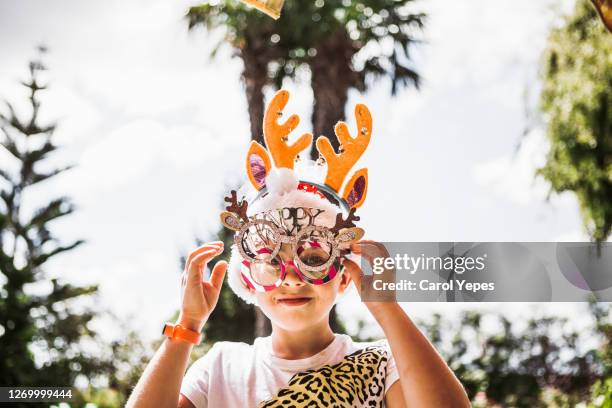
[246,141,271,190]
[337,263,353,294]
[342,168,368,209]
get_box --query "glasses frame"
[235,219,342,274]
[240,250,344,292]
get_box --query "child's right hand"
[177,241,228,332]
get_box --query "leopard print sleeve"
[257,344,392,408]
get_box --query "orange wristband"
[162,323,202,345]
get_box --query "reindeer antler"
[264,90,313,169]
[316,103,372,192]
[224,190,249,223]
[331,207,361,234]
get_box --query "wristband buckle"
[162,323,202,345]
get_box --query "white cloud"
[34,85,103,146]
[472,128,550,205]
[422,0,574,109]
[53,118,228,201]
[82,120,166,189]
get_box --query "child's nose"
[282,262,305,287]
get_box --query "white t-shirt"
[180,333,400,408]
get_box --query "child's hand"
[342,240,397,312]
[177,241,227,332]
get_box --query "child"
[126,90,470,408]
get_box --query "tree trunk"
[309,30,357,160]
[240,38,274,337]
[240,39,271,148]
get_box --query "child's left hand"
[342,240,397,314]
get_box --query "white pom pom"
[266,167,299,195]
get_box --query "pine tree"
[0,48,108,399]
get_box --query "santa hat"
[221,90,372,305]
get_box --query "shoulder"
[340,335,397,375]
[330,334,395,368]
[333,335,399,397]
[205,336,272,359]
[342,334,393,356]
[349,337,400,392]
[190,340,255,368]
[211,340,255,353]
[341,336,401,397]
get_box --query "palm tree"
[186,0,424,157]
[271,0,424,157]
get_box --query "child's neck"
[270,319,336,360]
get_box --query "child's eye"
[302,254,325,266]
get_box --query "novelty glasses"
[220,190,365,291]
[236,220,350,291]
[240,246,345,292]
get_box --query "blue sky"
[0,0,599,345]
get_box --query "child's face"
[249,243,352,331]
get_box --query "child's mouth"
[277,297,312,306]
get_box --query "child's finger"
[354,242,396,300]
[186,242,224,267]
[354,242,390,267]
[209,260,228,290]
[186,242,223,266]
[351,240,387,253]
[187,249,219,283]
[359,240,389,253]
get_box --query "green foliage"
[187,1,275,49]
[588,377,612,408]
[590,300,612,377]
[70,387,125,408]
[418,302,611,407]
[539,0,612,242]
[186,0,424,93]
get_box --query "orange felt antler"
[316,103,372,192]
[263,90,313,169]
